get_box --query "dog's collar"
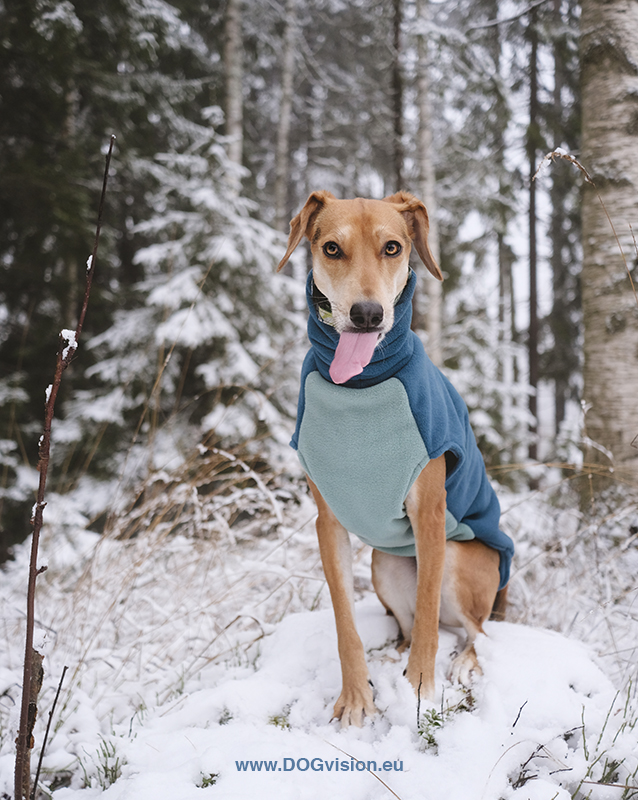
[311,282,335,326]
[311,269,413,328]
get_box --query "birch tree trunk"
[581,0,638,487]
[414,0,442,366]
[224,0,243,192]
[392,0,404,192]
[274,0,297,235]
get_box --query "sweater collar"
[305,268,417,387]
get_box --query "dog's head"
[277,191,441,338]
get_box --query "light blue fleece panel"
[297,371,475,555]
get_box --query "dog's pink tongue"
[329,331,379,384]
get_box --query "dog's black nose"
[350,301,384,331]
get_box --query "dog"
[277,190,514,727]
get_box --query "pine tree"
[0,0,301,553]
[79,120,301,491]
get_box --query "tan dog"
[278,191,509,727]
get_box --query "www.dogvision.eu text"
[235,757,404,773]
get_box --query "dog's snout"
[350,301,384,331]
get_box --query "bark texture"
[581,0,638,485]
[224,0,243,188]
[274,0,297,234]
[415,0,442,366]
[392,0,404,192]
[527,7,540,464]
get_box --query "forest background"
[2,0,638,797]
[0,0,593,559]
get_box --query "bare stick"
[323,740,404,800]
[512,699,528,728]
[14,135,115,800]
[31,665,68,800]
[534,149,638,308]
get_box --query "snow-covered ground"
[1,481,637,799]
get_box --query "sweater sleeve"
[398,336,514,589]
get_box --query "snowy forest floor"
[1,459,638,800]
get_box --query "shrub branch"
[13,135,115,800]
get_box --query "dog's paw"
[403,662,435,701]
[332,682,376,728]
[449,645,481,688]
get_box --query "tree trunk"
[414,0,442,366]
[581,0,638,486]
[274,0,297,235]
[392,0,404,191]
[485,0,517,409]
[527,7,540,464]
[64,82,80,329]
[548,0,573,437]
[224,0,243,190]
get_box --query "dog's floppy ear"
[277,190,335,272]
[383,191,443,281]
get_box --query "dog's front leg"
[403,454,447,701]
[307,477,376,727]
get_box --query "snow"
[1,489,637,799]
[201,402,257,440]
[33,0,83,40]
[41,619,628,799]
[61,329,78,361]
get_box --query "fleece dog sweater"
[291,269,514,590]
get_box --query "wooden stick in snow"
[14,135,115,800]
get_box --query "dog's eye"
[384,241,402,257]
[323,241,342,258]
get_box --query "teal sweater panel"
[297,372,474,555]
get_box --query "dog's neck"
[306,269,418,387]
